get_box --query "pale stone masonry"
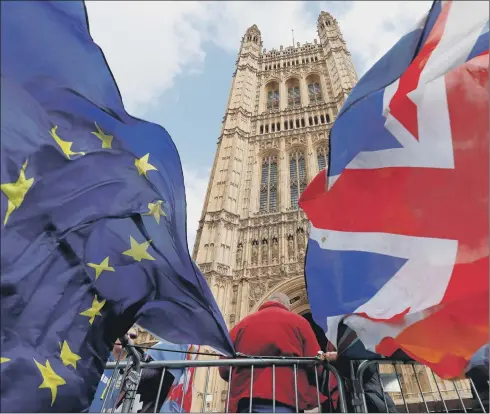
[193,11,356,336]
[190,11,357,411]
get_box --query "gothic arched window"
[306,74,323,104]
[260,154,278,212]
[286,78,301,108]
[265,81,279,110]
[317,145,329,171]
[289,150,307,208]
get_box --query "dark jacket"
[323,358,396,413]
[467,365,489,413]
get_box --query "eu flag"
[1,1,234,411]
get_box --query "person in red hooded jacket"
[219,292,336,413]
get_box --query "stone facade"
[190,12,356,412]
[193,11,355,327]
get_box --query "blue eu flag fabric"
[0,1,234,411]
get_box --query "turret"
[317,11,357,102]
[240,24,262,56]
[317,11,344,45]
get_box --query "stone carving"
[217,263,230,274]
[236,243,243,267]
[297,228,305,252]
[261,239,268,265]
[287,235,295,260]
[251,240,259,265]
[271,237,279,263]
[199,263,212,273]
[249,280,268,309]
[259,139,280,151]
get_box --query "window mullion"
[268,160,272,211]
[295,155,300,197]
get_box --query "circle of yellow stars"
[1,122,167,406]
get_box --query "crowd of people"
[91,293,488,413]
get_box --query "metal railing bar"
[101,354,122,413]
[469,377,486,413]
[356,360,374,413]
[294,363,299,413]
[272,364,276,414]
[375,363,389,413]
[411,365,429,412]
[111,366,128,413]
[430,371,448,413]
[314,367,321,413]
[451,379,467,413]
[226,367,233,414]
[249,365,254,414]
[106,358,323,369]
[393,364,409,413]
[153,367,167,414]
[201,367,211,413]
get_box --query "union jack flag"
[300,0,489,378]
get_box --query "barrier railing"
[98,344,487,413]
[350,360,488,414]
[101,352,347,413]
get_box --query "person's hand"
[323,351,338,362]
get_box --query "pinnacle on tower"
[243,24,261,45]
[317,11,337,31]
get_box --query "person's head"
[113,327,138,359]
[268,292,291,310]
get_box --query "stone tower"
[190,11,357,411]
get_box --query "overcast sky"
[86,0,431,250]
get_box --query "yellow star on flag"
[34,359,66,406]
[91,122,113,149]
[123,236,155,262]
[87,257,115,280]
[134,153,157,178]
[144,200,165,224]
[50,125,85,159]
[1,159,34,225]
[60,341,81,369]
[80,295,106,325]
[0,357,10,364]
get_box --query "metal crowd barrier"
[350,360,488,414]
[101,350,347,413]
[99,344,488,414]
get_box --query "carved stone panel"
[261,239,269,265]
[249,279,268,309]
[251,240,259,266]
[236,243,243,267]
